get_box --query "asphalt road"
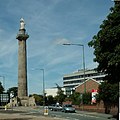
[49,110,115,120]
[0,106,116,120]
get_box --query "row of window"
[64,79,84,85]
[63,72,104,80]
[63,77,104,86]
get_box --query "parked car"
[49,104,62,111]
[62,104,75,113]
[48,104,55,110]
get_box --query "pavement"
[76,110,116,120]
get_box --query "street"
[0,106,116,120]
[49,109,115,120]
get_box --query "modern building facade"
[45,87,65,97]
[63,69,106,95]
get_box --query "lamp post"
[63,43,86,93]
[32,68,45,114]
[0,75,5,91]
[40,69,45,107]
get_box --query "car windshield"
[65,104,72,107]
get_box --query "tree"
[55,89,66,104]
[46,95,55,105]
[88,2,119,118]
[7,87,18,97]
[55,83,66,104]
[69,92,80,105]
[88,2,120,83]
[0,82,4,93]
[96,82,118,114]
[31,94,43,105]
[83,92,91,105]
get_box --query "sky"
[0,0,114,95]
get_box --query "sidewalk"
[76,110,116,120]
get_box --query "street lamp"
[0,75,5,91]
[40,69,45,107]
[63,43,86,93]
[32,68,45,114]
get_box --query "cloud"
[53,38,71,45]
[0,0,114,94]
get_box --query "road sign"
[0,93,10,106]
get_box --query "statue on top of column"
[20,18,25,29]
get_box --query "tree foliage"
[83,92,91,105]
[46,95,55,105]
[55,88,66,104]
[88,3,120,83]
[7,87,18,97]
[0,82,4,93]
[88,3,119,117]
[69,92,81,105]
[31,94,43,105]
[96,82,118,113]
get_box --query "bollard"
[44,106,48,115]
[5,105,7,111]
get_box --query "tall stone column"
[16,18,29,99]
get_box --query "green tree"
[7,87,18,97]
[31,94,43,105]
[54,84,66,104]
[0,82,4,93]
[83,92,91,105]
[88,2,119,118]
[88,3,120,83]
[55,89,66,104]
[96,82,118,114]
[46,95,55,105]
[69,92,81,105]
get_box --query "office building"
[63,69,106,95]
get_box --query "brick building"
[75,79,100,93]
[63,69,105,95]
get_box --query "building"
[75,79,100,93]
[63,69,106,95]
[45,87,65,97]
[75,79,100,104]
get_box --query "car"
[48,104,55,110]
[53,104,62,111]
[62,104,75,113]
[48,104,62,111]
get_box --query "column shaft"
[18,40,27,98]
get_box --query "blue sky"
[0,0,114,95]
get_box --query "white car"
[62,104,75,113]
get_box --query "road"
[49,110,115,120]
[0,106,116,120]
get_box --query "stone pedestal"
[8,96,36,107]
[19,96,29,106]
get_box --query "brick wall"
[75,79,99,93]
[75,104,118,115]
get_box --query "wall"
[75,79,100,93]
